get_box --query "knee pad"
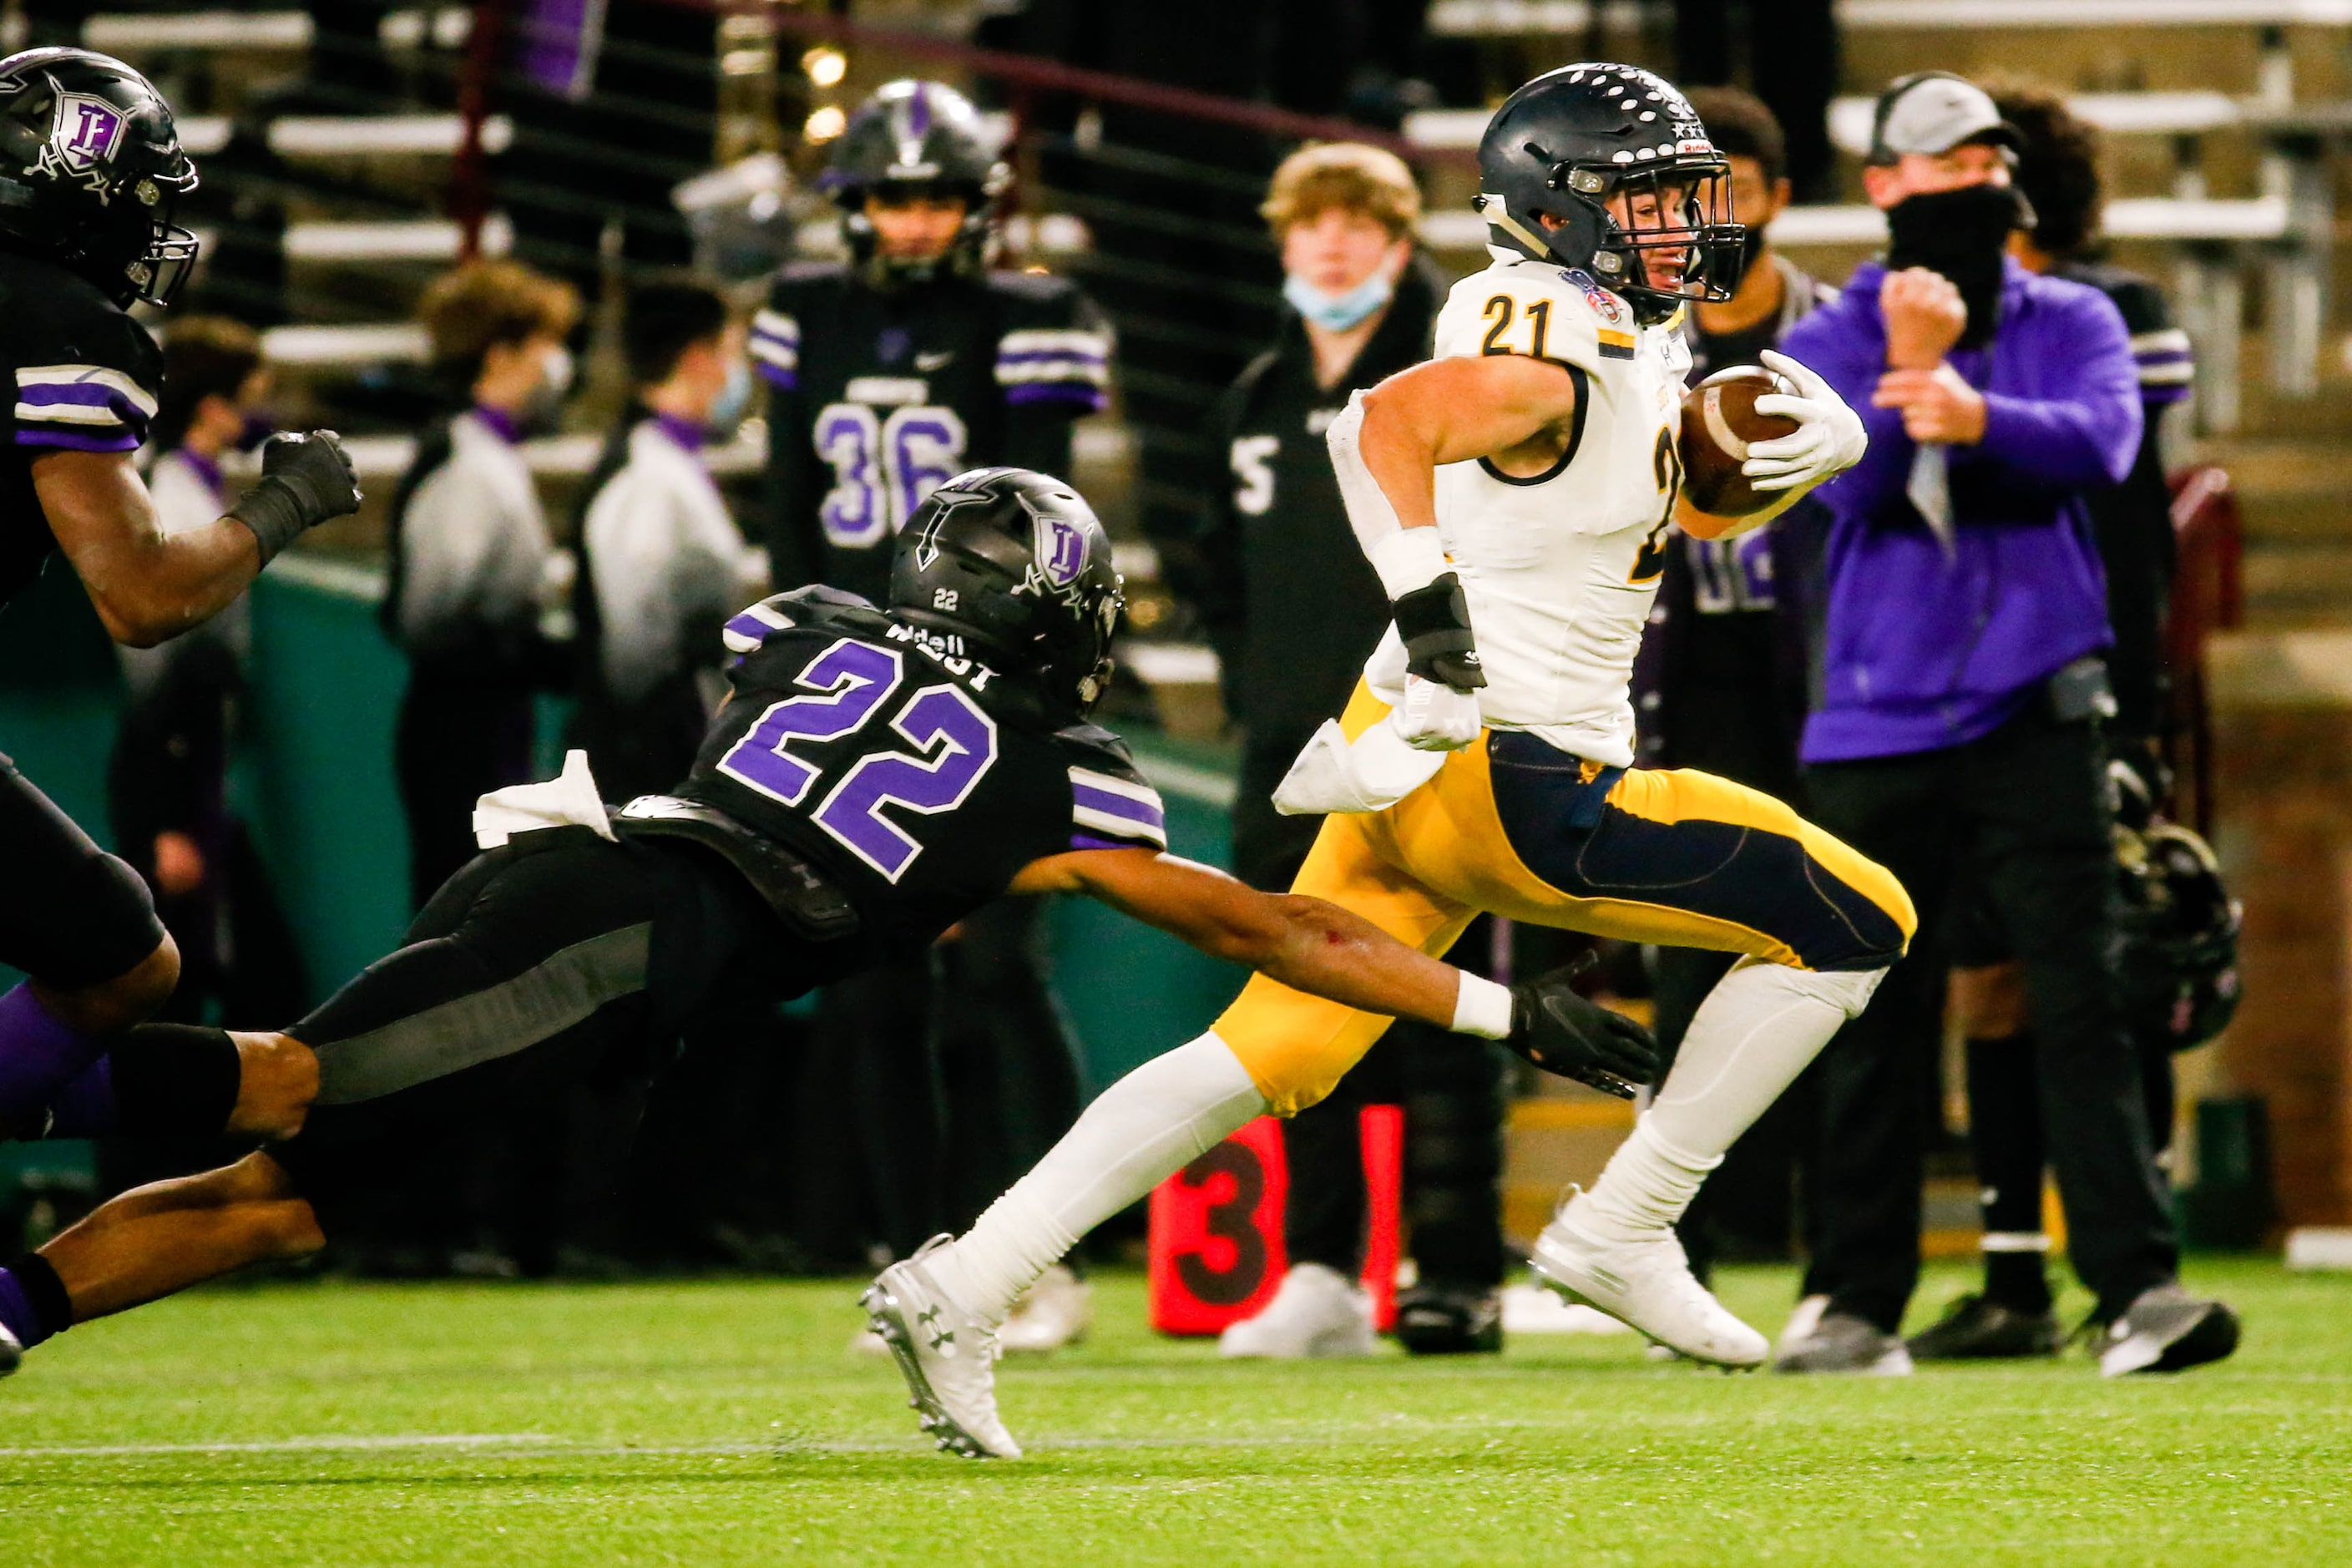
[31,851,166,992]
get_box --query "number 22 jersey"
[755,263,1111,605]
[675,587,1166,959]
[1423,256,1693,768]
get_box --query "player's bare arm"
[38,431,362,647]
[1354,351,1584,521]
[1010,846,1469,1029]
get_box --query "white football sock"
[1575,958,1885,1242]
[925,1032,1267,1324]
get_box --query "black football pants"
[1800,706,2178,1331]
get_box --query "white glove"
[1742,348,1868,493]
[1390,671,1484,752]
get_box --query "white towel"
[473,749,615,849]
[1271,717,1448,816]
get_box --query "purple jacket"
[1780,256,2141,763]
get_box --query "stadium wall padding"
[0,562,1243,1096]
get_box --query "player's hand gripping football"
[227,430,365,563]
[1505,953,1660,1099]
[1389,570,1485,752]
[1740,350,1868,494]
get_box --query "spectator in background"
[1673,0,1841,202]
[569,282,768,802]
[1905,85,2203,1363]
[384,260,579,910]
[1773,73,2235,1377]
[1632,86,1834,1284]
[108,316,307,1030]
[1196,144,1510,1358]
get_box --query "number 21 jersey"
[1425,257,1692,768]
[676,587,1166,958]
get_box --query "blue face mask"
[707,359,753,438]
[1284,269,1395,332]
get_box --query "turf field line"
[0,1434,562,1457]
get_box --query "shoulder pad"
[8,276,160,454]
[721,584,880,655]
[985,268,1085,315]
[757,266,844,390]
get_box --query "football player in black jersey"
[0,470,1653,1388]
[0,50,358,1153]
[758,80,1115,1300]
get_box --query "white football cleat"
[862,1237,1021,1459]
[0,1319,19,1378]
[997,1264,1094,1356]
[1218,1263,1378,1359]
[1530,1201,1768,1369]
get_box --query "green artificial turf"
[2,1259,2345,1566]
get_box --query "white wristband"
[1367,528,1450,601]
[1451,972,1515,1039]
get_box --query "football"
[1679,365,1801,518]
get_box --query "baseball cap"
[1868,72,2023,164]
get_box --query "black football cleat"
[1393,1284,1504,1356]
[1905,1293,2061,1361]
[2096,1284,2240,1377]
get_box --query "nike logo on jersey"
[915,349,955,372]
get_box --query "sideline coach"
[1771,73,2236,1377]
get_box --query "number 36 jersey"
[1423,257,1693,768]
[756,263,1112,606]
[675,587,1166,958]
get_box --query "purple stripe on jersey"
[756,362,798,390]
[997,349,1109,368]
[724,609,778,645]
[752,322,799,345]
[2143,383,2193,407]
[1008,382,1107,410]
[1070,832,1151,852]
[18,382,138,413]
[1073,781,1165,830]
[15,427,140,453]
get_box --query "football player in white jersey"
[869,65,1914,1459]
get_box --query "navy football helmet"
[1474,63,1743,324]
[0,48,199,306]
[822,79,1009,287]
[889,468,1123,721]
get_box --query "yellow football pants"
[1216,685,1917,1115]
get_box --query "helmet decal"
[1029,497,1090,589]
[909,483,991,571]
[53,91,124,175]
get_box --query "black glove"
[1505,953,1660,1100]
[1393,572,1486,693]
[227,430,363,563]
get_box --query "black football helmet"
[2116,818,2243,1053]
[0,48,198,306]
[889,468,1123,721]
[822,79,1009,288]
[1474,63,1743,324]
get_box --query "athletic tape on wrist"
[226,478,306,564]
[1368,529,1451,602]
[1451,973,1514,1039]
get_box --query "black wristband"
[1393,573,1486,691]
[110,1023,242,1139]
[225,476,307,564]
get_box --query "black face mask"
[1884,182,2027,350]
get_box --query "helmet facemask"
[117,157,200,306]
[1557,159,1742,323]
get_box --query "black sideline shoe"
[1393,1284,1504,1355]
[1905,1293,2061,1361]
